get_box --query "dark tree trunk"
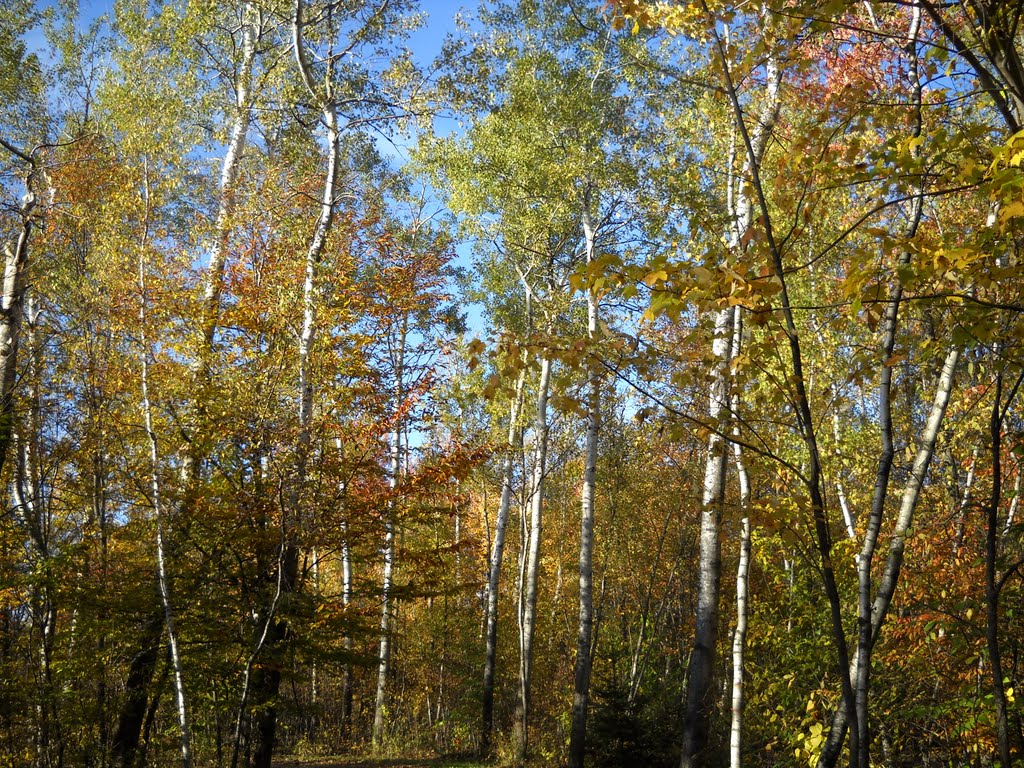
[112,609,163,768]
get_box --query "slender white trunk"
[569,191,600,768]
[182,1,258,502]
[1003,461,1020,538]
[138,168,192,768]
[729,307,752,768]
[335,440,355,732]
[832,412,856,540]
[481,365,527,752]
[372,430,399,747]
[818,347,960,767]
[515,353,552,763]
[197,2,257,353]
[952,447,979,556]
[290,93,339,543]
[373,317,406,748]
[0,152,37,479]
[682,44,778,765]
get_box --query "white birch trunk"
[373,317,406,748]
[1002,461,1020,538]
[832,414,856,540]
[335,441,355,732]
[137,172,192,767]
[817,347,960,767]
[681,42,778,767]
[196,2,257,354]
[0,151,37,479]
[568,190,600,768]
[481,364,526,752]
[729,306,752,768]
[515,353,552,763]
[372,428,400,747]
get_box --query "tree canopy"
[1,1,1023,767]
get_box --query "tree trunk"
[853,36,925,755]
[138,178,192,768]
[341,518,354,735]
[729,307,752,768]
[245,14,343,762]
[568,191,600,768]
[113,8,258,754]
[681,33,779,765]
[481,366,526,754]
[985,368,1020,767]
[373,314,407,748]
[514,353,552,764]
[679,305,733,768]
[195,1,257,358]
[111,611,163,768]
[0,153,37,480]
[372,435,399,748]
[817,347,960,767]
[336,454,354,736]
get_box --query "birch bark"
[373,317,406,748]
[0,139,38,480]
[680,28,779,767]
[568,189,600,768]
[114,8,259,759]
[729,307,752,768]
[137,166,192,768]
[194,1,257,362]
[514,352,552,764]
[816,347,960,767]
[481,363,526,753]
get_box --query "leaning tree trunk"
[514,353,552,765]
[816,347,960,767]
[568,189,601,768]
[195,1,257,359]
[0,140,38,480]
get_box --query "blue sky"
[22,0,486,336]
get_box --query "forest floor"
[275,757,487,768]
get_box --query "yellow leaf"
[643,269,668,287]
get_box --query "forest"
[1,0,1023,766]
